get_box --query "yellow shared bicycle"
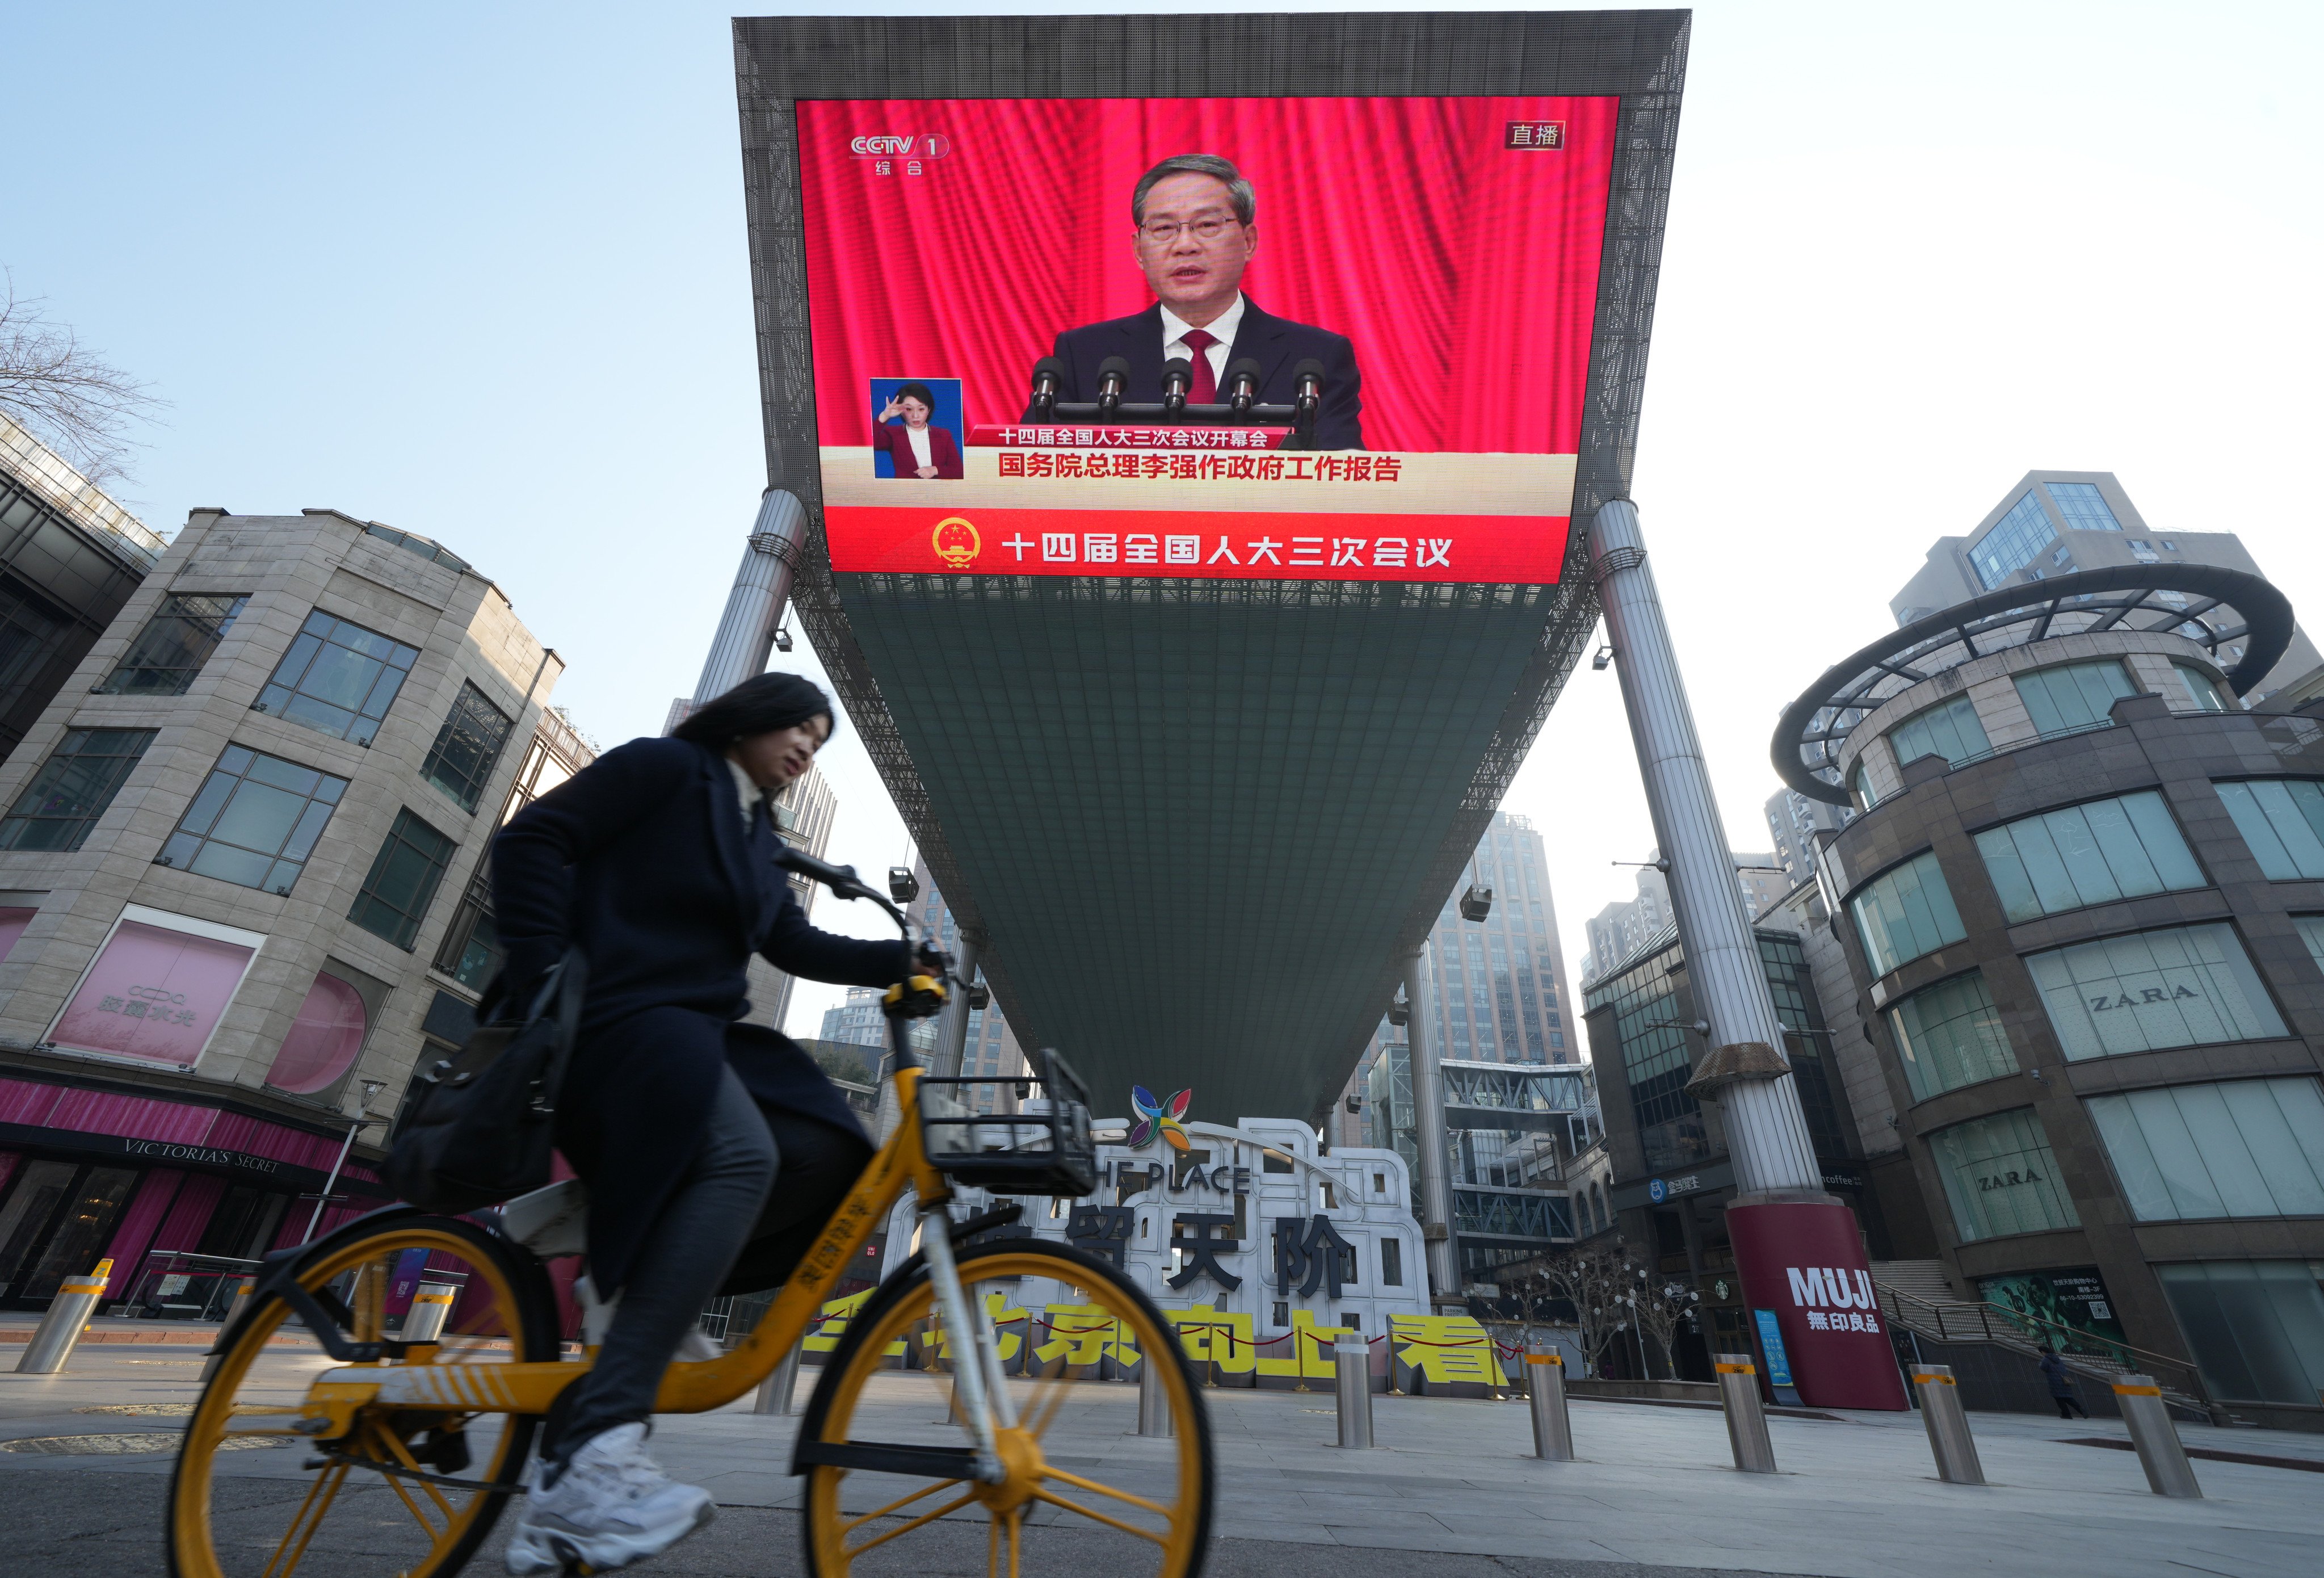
[166,859,1213,1577]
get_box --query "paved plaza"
[3,1337,2320,1576]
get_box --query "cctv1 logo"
[850,134,952,159]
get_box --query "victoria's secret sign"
[120,1138,282,1175]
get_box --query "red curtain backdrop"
[797,96,1617,456]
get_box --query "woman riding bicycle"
[488,672,918,1574]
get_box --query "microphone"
[1161,355,1193,416]
[1293,358,1325,408]
[1096,355,1130,419]
[1292,358,1325,433]
[1028,356,1064,422]
[1226,357,1261,416]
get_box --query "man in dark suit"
[1030,154,1364,450]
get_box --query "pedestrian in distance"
[2040,1345,2088,1419]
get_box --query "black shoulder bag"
[384,948,586,1215]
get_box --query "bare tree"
[0,271,165,490]
[1627,1264,1702,1380]
[1525,1241,1645,1378]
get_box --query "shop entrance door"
[0,1160,140,1308]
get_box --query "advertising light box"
[798,96,1617,584]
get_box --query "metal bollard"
[1525,1340,1574,1461]
[1138,1345,1175,1437]
[402,1282,459,1343]
[1910,1365,1985,1484]
[2113,1374,2202,1499]
[754,1338,804,1416]
[1714,1353,1777,1474]
[1333,1338,1373,1449]
[16,1264,112,1375]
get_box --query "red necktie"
[1180,329,1218,405]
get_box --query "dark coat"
[2038,1352,2077,1397]
[871,419,964,479]
[490,735,907,1292]
[1029,300,1365,450]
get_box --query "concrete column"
[693,489,804,706]
[1588,500,1821,1197]
[924,933,984,1080]
[1403,945,1457,1300]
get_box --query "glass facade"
[2155,1260,2324,1406]
[0,728,155,852]
[2025,922,2285,1060]
[350,808,459,950]
[1928,1107,2080,1243]
[1969,492,2056,590]
[2300,916,2324,975]
[0,576,69,722]
[2045,481,2122,534]
[2172,661,2232,713]
[2013,660,2136,738]
[96,594,247,696]
[1888,971,2017,1101]
[1848,850,1967,976]
[1973,791,2204,922]
[1760,933,1848,1159]
[1587,947,1709,1174]
[254,609,419,745]
[420,682,514,813]
[2087,1077,2324,1223]
[2216,779,2324,880]
[1887,694,1991,773]
[159,746,348,895]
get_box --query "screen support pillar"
[925,931,984,1080]
[1403,944,1458,1304]
[1588,498,1902,1408]
[693,488,804,706]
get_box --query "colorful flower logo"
[1128,1085,1192,1152]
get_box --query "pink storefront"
[0,1073,390,1312]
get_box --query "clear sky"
[6,3,2318,1047]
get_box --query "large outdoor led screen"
[799,96,1617,584]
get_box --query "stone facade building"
[1776,557,2324,1429]
[0,509,570,1311]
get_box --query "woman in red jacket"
[871,381,963,479]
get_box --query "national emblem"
[932,515,981,569]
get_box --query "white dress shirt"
[903,424,934,472]
[1158,295,1246,389]
[728,757,766,826]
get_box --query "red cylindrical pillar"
[1728,1200,1906,1411]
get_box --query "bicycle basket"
[916,1046,1098,1196]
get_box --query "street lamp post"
[302,1080,389,1244]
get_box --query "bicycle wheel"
[167,1210,559,1578]
[800,1237,1211,1578]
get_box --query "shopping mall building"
[1774,564,2324,1429]
[0,509,583,1315]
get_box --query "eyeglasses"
[1138,215,1241,245]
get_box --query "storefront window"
[1886,694,1990,771]
[2154,1260,2324,1405]
[2086,1077,2324,1222]
[1974,791,2204,922]
[2215,779,2324,880]
[263,971,369,1096]
[48,910,263,1069]
[1928,1107,2080,1243]
[2014,659,2136,738]
[1887,971,2018,1101]
[2025,922,2285,1061]
[1848,850,1966,976]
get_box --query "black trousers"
[2054,1394,2087,1419]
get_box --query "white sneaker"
[503,1422,714,1575]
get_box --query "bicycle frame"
[299,1051,954,1433]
